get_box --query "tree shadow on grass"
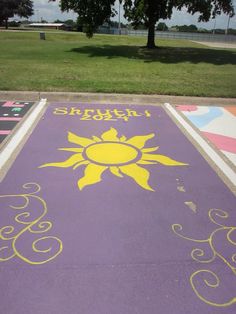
[69,45,236,65]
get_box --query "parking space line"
[0,99,47,172]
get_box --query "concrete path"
[0,90,235,106]
[192,41,236,49]
[0,96,235,314]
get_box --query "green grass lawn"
[0,31,235,97]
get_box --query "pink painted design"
[2,102,24,108]
[202,131,236,154]
[0,130,11,135]
[176,105,198,112]
[2,101,15,107]
[0,117,21,121]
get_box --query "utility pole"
[225,15,230,35]
[213,18,216,34]
[35,9,39,22]
[118,0,121,35]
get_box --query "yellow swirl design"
[0,183,63,265]
[172,208,236,307]
[190,270,236,307]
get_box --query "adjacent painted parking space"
[0,101,35,144]
[176,105,236,166]
[165,104,236,189]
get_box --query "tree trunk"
[5,18,8,29]
[147,22,156,48]
[146,0,156,49]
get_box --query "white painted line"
[164,103,236,187]
[0,99,47,172]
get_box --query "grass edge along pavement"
[0,91,236,107]
[0,31,236,97]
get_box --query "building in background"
[29,23,71,30]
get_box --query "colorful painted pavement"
[176,105,236,166]
[0,101,35,144]
[0,103,235,314]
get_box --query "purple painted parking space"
[0,103,235,314]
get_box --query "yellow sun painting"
[39,128,187,191]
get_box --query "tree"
[50,0,116,37]
[51,0,234,48]
[124,0,234,48]
[109,20,127,28]
[156,22,168,31]
[0,0,33,29]
[54,19,64,23]
[177,24,198,32]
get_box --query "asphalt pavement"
[0,93,235,314]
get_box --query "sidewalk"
[0,90,235,106]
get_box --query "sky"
[30,0,236,30]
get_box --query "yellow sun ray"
[68,132,94,147]
[58,148,84,153]
[141,146,159,153]
[119,164,154,191]
[120,135,127,141]
[126,133,155,149]
[78,164,108,190]
[40,127,188,191]
[110,166,123,178]
[101,128,120,141]
[137,160,157,165]
[73,160,90,170]
[142,153,188,166]
[39,153,84,168]
[92,136,102,142]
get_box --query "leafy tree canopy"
[156,22,168,31]
[0,0,33,28]
[176,24,198,32]
[51,0,235,48]
[51,0,117,37]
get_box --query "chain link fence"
[128,30,236,43]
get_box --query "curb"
[0,91,235,106]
